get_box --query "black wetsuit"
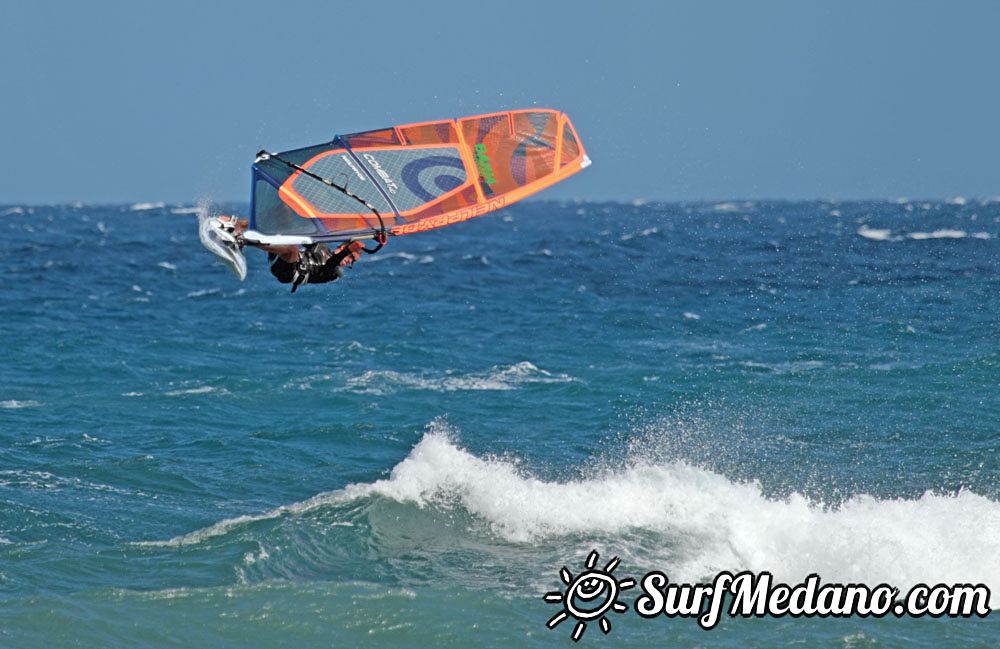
[268,244,353,292]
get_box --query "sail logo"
[362,153,399,194]
[390,196,506,235]
[340,155,368,183]
[474,143,497,185]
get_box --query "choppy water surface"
[1,199,998,647]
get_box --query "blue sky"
[1,1,997,204]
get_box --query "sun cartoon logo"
[543,550,635,641]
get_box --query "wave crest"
[142,425,1000,605]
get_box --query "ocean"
[0,199,997,647]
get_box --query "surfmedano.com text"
[634,571,991,629]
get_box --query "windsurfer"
[217,216,364,292]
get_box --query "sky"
[1,0,997,204]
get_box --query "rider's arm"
[253,243,299,263]
[225,216,300,262]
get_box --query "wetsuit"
[268,244,355,292]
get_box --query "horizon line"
[1,195,998,209]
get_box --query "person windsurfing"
[198,110,591,285]
[214,216,364,292]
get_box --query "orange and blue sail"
[250,109,590,243]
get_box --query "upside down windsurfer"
[216,216,364,292]
[199,110,590,286]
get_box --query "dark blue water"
[1,200,998,647]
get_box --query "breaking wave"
[142,425,1000,606]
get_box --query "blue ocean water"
[0,199,998,647]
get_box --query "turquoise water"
[1,200,998,647]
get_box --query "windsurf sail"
[249,109,590,246]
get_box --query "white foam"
[150,428,1000,605]
[908,229,966,240]
[130,201,166,211]
[344,361,576,395]
[740,360,825,374]
[169,206,203,215]
[858,224,991,242]
[366,251,434,265]
[711,202,741,212]
[377,433,1000,601]
[0,400,41,409]
[0,469,142,495]
[682,312,701,320]
[857,225,893,241]
[186,288,222,298]
[620,227,659,242]
[157,261,177,270]
[0,207,25,216]
[164,386,227,397]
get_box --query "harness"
[271,243,366,293]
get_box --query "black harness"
[269,244,361,293]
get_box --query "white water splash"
[0,400,41,409]
[144,427,1000,607]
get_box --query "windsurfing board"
[198,211,248,281]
